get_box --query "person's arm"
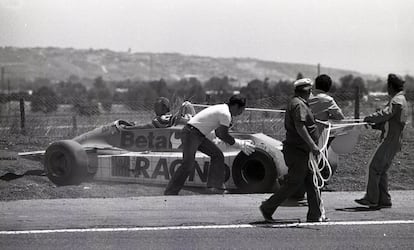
[294,121,320,156]
[292,100,320,155]
[215,125,255,155]
[328,99,345,120]
[364,103,401,124]
[215,125,235,145]
[172,101,196,125]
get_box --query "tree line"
[1,73,413,116]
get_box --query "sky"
[0,0,413,76]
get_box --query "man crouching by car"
[164,94,255,195]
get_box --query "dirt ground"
[1,126,413,201]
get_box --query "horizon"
[1,0,413,76]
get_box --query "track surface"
[1,191,413,249]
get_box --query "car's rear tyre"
[44,140,88,186]
[232,148,278,193]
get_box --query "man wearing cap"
[260,78,326,222]
[355,74,408,209]
[164,94,255,195]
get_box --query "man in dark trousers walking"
[260,78,326,222]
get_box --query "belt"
[185,124,205,137]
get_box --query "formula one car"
[18,119,361,193]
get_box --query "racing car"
[18,119,361,193]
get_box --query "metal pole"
[354,85,360,119]
[7,79,10,116]
[72,115,77,136]
[1,67,4,91]
[20,97,25,135]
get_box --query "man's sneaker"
[306,217,330,223]
[259,205,274,222]
[354,198,378,208]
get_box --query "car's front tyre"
[44,140,88,186]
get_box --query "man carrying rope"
[290,74,345,201]
[355,74,408,209]
[260,78,327,223]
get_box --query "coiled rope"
[309,120,369,219]
[309,120,371,189]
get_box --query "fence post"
[19,98,25,135]
[72,115,77,137]
[412,103,413,128]
[354,85,360,119]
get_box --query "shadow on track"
[250,218,301,225]
[335,206,381,212]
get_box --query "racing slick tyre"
[44,140,88,186]
[232,148,278,193]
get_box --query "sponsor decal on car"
[110,155,231,183]
[120,131,182,151]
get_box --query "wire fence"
[0,91,413,143]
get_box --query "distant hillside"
[0,47,377,85]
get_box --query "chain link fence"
[0,90,413,143]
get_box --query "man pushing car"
[164,94,255,195]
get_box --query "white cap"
[294,78,313,89]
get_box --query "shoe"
[259,205,274,222]
[206,187,229,194]
[284,198,308,206]
[307,217,329,222]
[376,203,392,209]
[164,192,178,195]
[291,196,306,203]
[354,198,378,208]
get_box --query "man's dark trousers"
[261,144,322,220]
[164,125,225,195]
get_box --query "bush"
[73,101,100,116]
[30,86,58,113]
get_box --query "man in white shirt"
[309,74,345,179]
[164,94,255,195]
[309,74,345,129]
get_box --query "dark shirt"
[152,114,174,128]
[284,96,318,152]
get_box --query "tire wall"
[231,133,288,193]
[245,133,287,177]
